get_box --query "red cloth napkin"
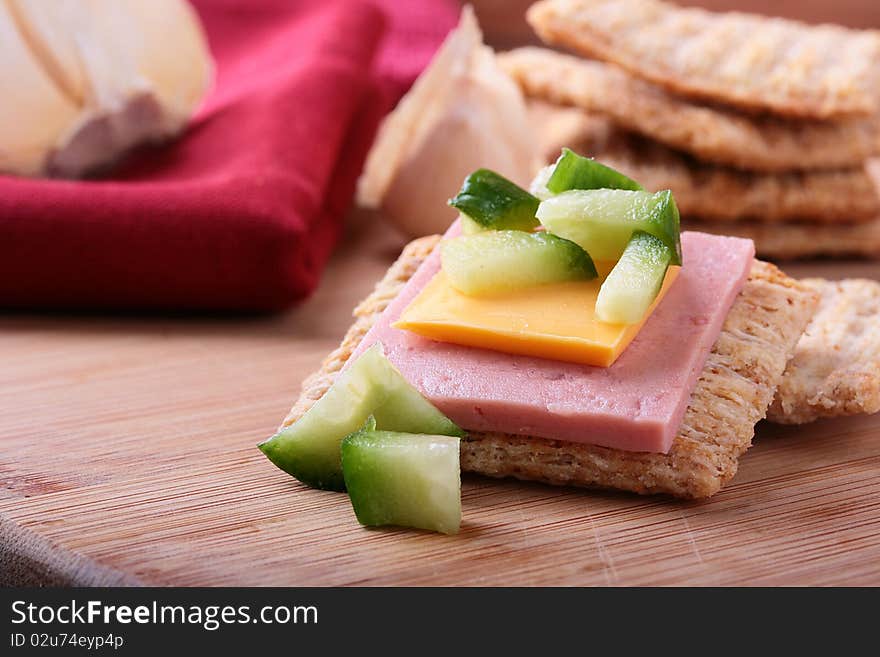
[0,0,458,311]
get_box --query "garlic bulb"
[357,5,538,238]
[0,0,213,178]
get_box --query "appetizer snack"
[281,233,816,499]
[356,6,536,238]
[0,0,212,177]
[268,153,818,508]
[768,279,880,424]
[381,226,735,454]
[268,151,873,533]
[527,0,880,119]
[501,47,880,173]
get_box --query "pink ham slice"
[350,231,754,454]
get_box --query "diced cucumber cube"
[258,344,463,491]
[536,188,682,265]
[596,231,673,325]
[448,168,540,232]
[342,429,461,535]
[547,147,644,194]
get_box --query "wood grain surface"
[1,209,879,586]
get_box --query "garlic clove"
[1,0,213,178]
[48,93,167,178]
[103,0,213,129]
[50,0,212,176]
[382,86,536,238]
[358,5,538,238]
[0,1,80,176]
[6,0,91,104]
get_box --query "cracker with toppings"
[502,47,879,172]
[527,0,880,119]
[282,236,817,499]
[768,278,880,424]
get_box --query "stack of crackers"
[500,0,880,260]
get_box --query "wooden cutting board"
[2,211,879,586]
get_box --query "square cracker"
[501,47,879,173]
[768,278,880,424]
[282,236,817,499]
[527,0,880,119]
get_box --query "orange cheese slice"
[394,264,680,367]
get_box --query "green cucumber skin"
[448,168,540,232]
[547,148,644,194]
[536,188,682,265]
[596,230,673,325]
[259,432,346,491]
[654,190,682,265]
[257,344,463,491]
[342,430,461,535]
[441,230,597,296]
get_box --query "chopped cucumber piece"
[258,343,463,491]
[441,230,597,296]
[448,168,540,232]
[536,188,682,265]
[547,147,644,194]
[596,231,673,325]
[342,429,461,535]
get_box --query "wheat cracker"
[503,47,880,172]
[768,278,880,424]
[281,236,817,498]
[528,0,880,119]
